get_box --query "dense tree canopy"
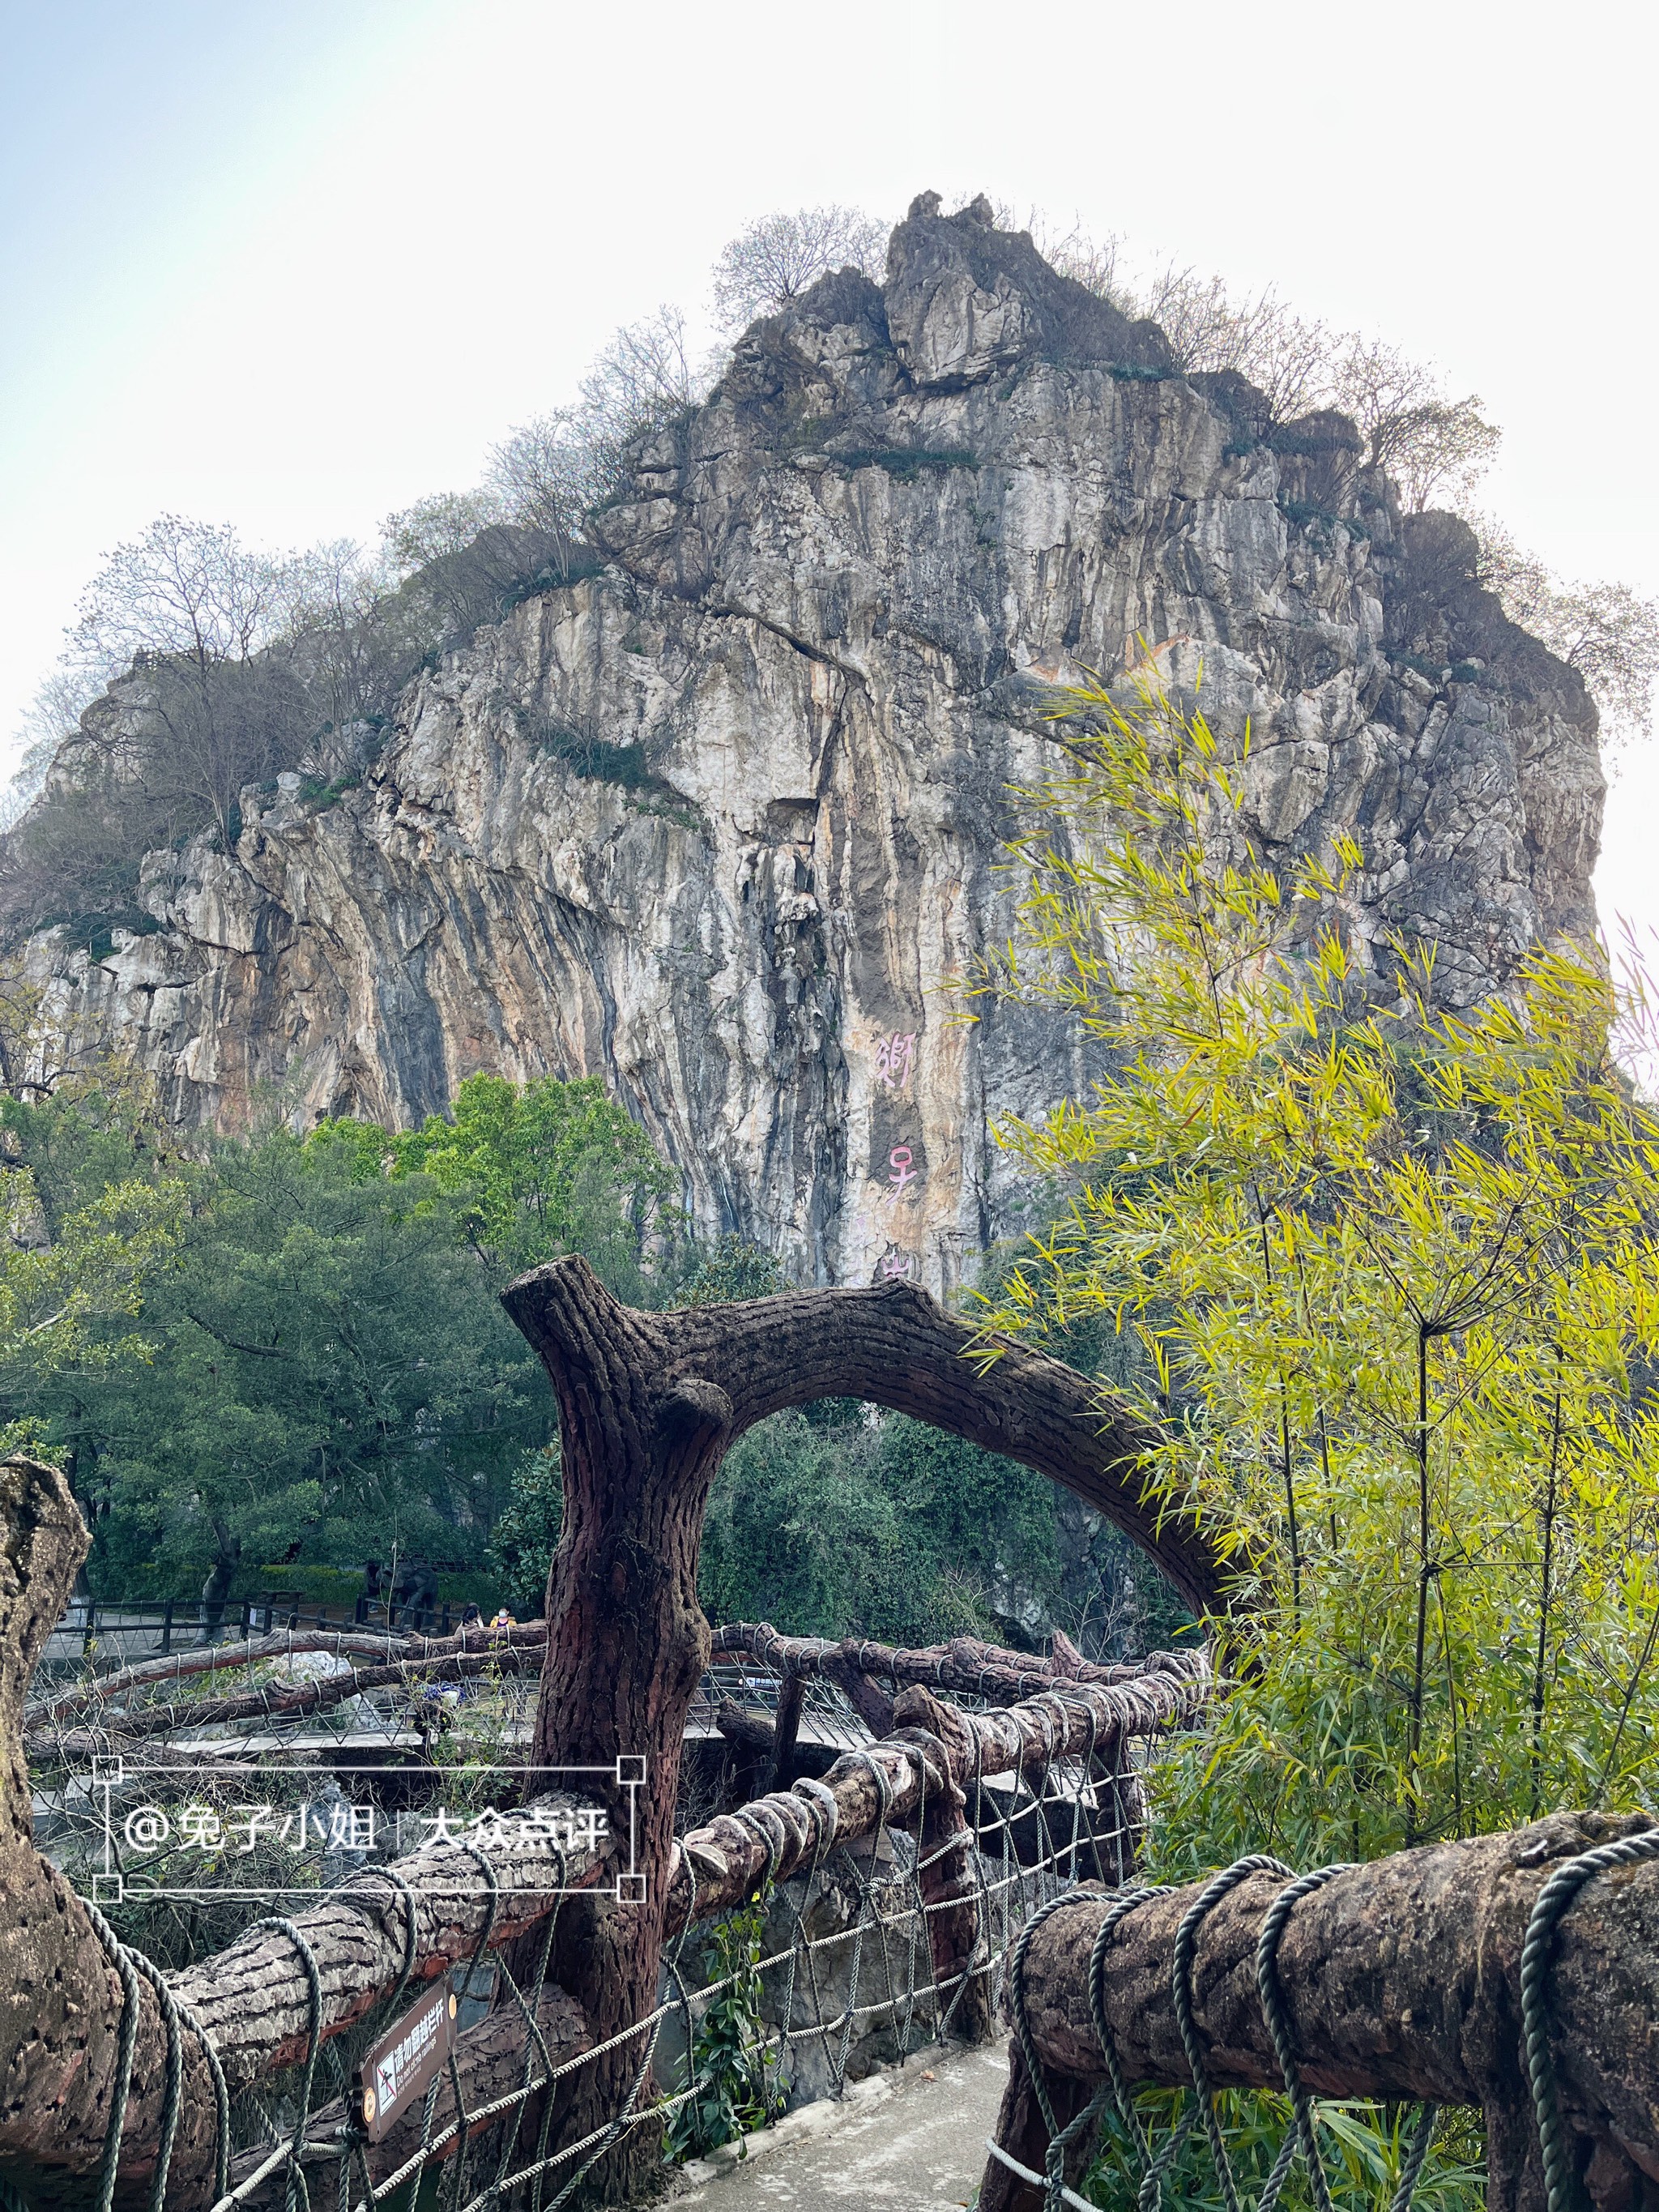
[0,1065,1165,1648]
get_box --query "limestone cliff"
[20,195,1604,1290]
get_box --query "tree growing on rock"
[710,203,887,329]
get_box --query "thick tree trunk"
[498,1255,1229,2199]
[195,1527,239,1646]
[983,1812,1659,2212]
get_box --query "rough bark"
[985,1811,1659,2212]
[505,1262,1226,1621]
[711,1620,1206,1702]
[500,1257,1227,2197]
[824,1650,897,1737]
[0,1454,606,2210]
[666,1669,1203,1934]
[903,1685,994,2043]
[766,1668,806,1794]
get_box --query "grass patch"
[500,547,608,610]
[527,714,690,804]
[832,447,977,481]
[1392,651,1449,682]
[42,910,163,963]
[1278,499,1372,540]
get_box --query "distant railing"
[45,1590,464,1665]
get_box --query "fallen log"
[710,1621,1208,1706]
[710,1698,840,1783]
[27,1620,547,1727]
[28,1642,535,1760]
[666,1662,1203,1932]
[977,1812,1659,2212]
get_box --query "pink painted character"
[875,1031,917,1091]
[881,1252,915,1279]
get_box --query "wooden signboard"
[355,1979,458,2141]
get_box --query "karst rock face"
[23,198,1603,1290]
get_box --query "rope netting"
[24,1623,1639,2212]
[987,1834,1656,2212]
[30,1627,1155,2212]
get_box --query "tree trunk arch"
[497,1255,1230,2194]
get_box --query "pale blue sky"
[2,0,1655,929]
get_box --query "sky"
[2,0,1655,937]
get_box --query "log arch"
[500,1257,1225,1619]
[496,1254,1228,2197]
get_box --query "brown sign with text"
[356,1980,457,2141]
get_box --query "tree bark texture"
[497,1257,1229,2197]
[666,1668,1204,1934]
[981,1812,1659,2212]
[710,1621,1208,1704]
[0,1454,608,2211]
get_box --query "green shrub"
[832,448,977,481]
[663,1896,787,2162]
[531,715,670,794]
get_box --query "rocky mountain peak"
[17,203,1603,1290]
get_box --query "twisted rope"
[1521,1826,1659,2212]
[1171,1855,1293,2212]
[1255,1864,1354,2212]
[244,1917,324,2212]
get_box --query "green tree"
[487,1443,563,1616]
[382,1071,676,1289]
[970,676,1659,1868]
[0,1093,551,1600]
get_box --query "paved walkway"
[671,2038,1009,2209]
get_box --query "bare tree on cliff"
[66,513,303,851]
[1474,515,1659,745]
[710,203,887,329]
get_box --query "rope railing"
[977,1810,1659,2212]
[208,1686,1142,2212]
[31,1638,1192,2212]
[30,1607,1653,2212]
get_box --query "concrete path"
[671,2038,1009,2209]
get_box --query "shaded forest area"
[0,1061,1181,1656]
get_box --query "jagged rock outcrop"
[19,195,1604,1289]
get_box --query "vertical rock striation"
[22,196,1603,1290]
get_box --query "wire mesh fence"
[25,1626,1192,2212]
